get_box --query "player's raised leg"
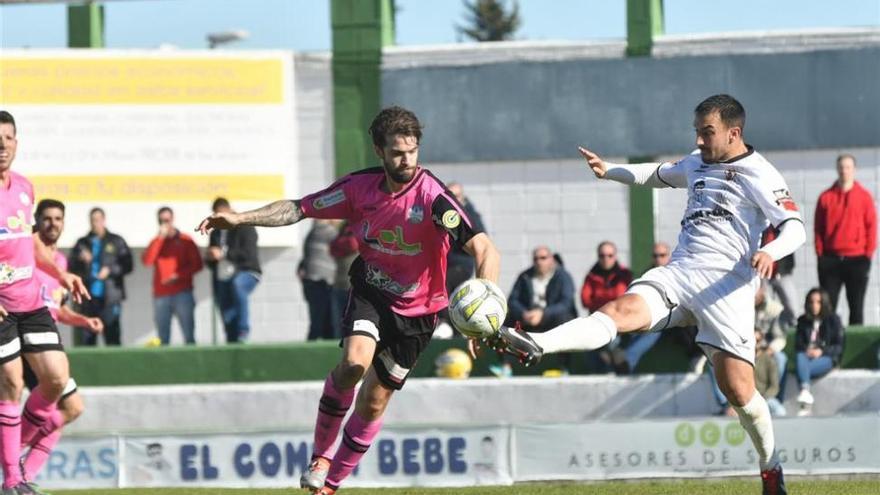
[712,351,786,495]
[301,334,374,491]
[496,290,655,365]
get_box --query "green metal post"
[626,0,664,57]
[626,0,663,275]
[331,0,395,178]
[68,2,105,48]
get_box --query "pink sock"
[313,373,356,460]
[325,413,383,490]
[21,389,58,448]
[0,400,23,488]
[22,409,64,479]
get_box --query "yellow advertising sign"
[0,58,283,104]
[31,175,285,202]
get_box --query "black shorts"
[0,307,64,364]
[341,283,438,391]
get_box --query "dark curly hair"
[368,106,422,148]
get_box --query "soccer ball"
[434,348,473,379]
[448,278,508,339]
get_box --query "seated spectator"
[754,282,789,401]
[795,288,845,416]
[502,246,577,376]
[755,328,786,417]
[580,241,633,373]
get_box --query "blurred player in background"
[0,110,89,495]
[21,199,101,481]
[198,106,500,495]
[494,95,802,495]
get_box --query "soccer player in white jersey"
[495,94,802,495]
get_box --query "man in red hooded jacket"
[814,154,876,325]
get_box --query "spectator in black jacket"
[498,246,577,376]
[794,287,845,415]
[69,207,133,346]
[207,198,262,343]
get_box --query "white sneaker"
[797,388,814,406]
[300,457,330,491]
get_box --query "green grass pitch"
[54,479,880,495]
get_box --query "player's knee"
[359,389,392,419]
[39,375,68,399]
[598,295,650,331]
[60,397,85,424]
[719,381,753,408]
[335,359,368,387]
[0,372,24,400]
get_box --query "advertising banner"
[0,51,298,247]
[514,415,880,480]
[18,425,508,489]
[31,436,118,490]
[119,426,510,489]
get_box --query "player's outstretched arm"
[197,199,304,234]
[464,233,500,284]
[578,146,607,178]
[578,145,683,188]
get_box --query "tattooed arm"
[197,199,305,234]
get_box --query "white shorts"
[626,262,758,365]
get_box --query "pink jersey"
[301,167,482,317]
[0,171,43,313]
[36,250,68,322]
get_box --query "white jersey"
[656,147,802,280]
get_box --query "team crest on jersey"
[773,189,799,212]
[19,193,30,206]
[312,189,346,210]
[441,210,461,229]
[406,206,424,224]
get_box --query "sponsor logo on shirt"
[1,210,32,236]
[312,189,346,210]
[364,263,419,296]
[725,169,737,181]
[0,263,33,285]
[406,206,424,224]
[772,189,799,212]
[362,223,422,256]
[441,210,461,229]
[39,283,66,310]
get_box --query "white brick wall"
[60,54,336,346]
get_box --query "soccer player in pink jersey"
[198,106,500,495]
[18,199,103,482]
[0,111,89,495]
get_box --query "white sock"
[530,312,617,354]
[732,391,779,471]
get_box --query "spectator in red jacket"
[814,154,877,325]
[581,241,632,313]
[142,206,204,345]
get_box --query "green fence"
[67,327,880,386]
